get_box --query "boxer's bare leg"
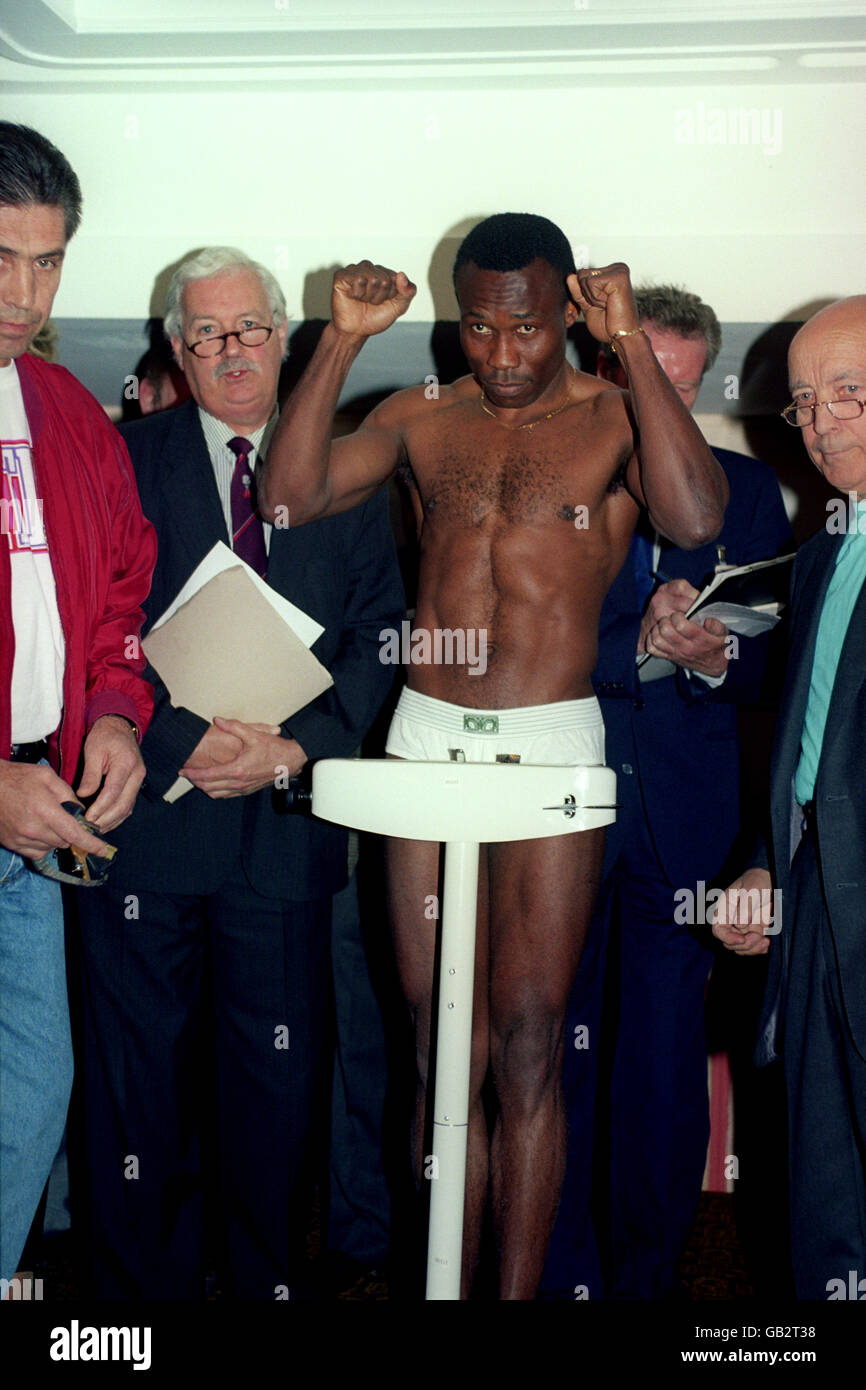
[386,833,491,1295]
[488,826,604,1300]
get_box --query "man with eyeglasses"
[77,247,404,1299]
[714,295,866,1298]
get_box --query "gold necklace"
[479,386,573,433]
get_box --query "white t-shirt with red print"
[1,359,65,743]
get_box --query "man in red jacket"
[0,123,156,1284]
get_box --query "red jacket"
[0,353,156,778]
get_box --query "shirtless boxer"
[258,213,727,1299]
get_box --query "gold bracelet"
[609,327,647,356]
[98,713,140,742]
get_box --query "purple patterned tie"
[227,435,267,576]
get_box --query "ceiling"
[1,1,864,89]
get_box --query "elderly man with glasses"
[714,295,866,1299]
[77,247,404,1300]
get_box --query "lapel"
[147,402,332,622]
[266,505,330,614]
[771,529,838,817]
[159,402,229,564]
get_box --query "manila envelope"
[142,566,332,801]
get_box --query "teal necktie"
[795,505,866,804]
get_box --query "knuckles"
[336,260,396,294]
[578,261,631,283]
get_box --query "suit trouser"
[545,811,713,1299]
[783,826,866,1299]
[78,855,331,1299]
[328,868,391,1266]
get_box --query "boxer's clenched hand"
[567,263,640,344]
[332,261,417,340]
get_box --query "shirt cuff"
[85,692,144,740]
[686,667,727,689]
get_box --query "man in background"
[121,332,190,422]
[78,246,403,1299]
[0,122,155,1284]
[714,296,866,1297]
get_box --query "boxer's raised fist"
[332,260,417,338]
[567,262,640,344]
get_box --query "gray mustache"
[212,357,260,380]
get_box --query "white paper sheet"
[148,540,324,648]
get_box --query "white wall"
[3,79,863,326]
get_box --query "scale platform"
[311,757,617,1299]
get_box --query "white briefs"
[385,687,605,767]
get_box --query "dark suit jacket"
[760,524,866,1059]
[107,400,405,901]
[592,448,792,886]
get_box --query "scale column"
[425,838,481,1300]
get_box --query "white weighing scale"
[311,758,616,1300]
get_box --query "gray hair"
[599,283,722,373]
[163,247,287,343]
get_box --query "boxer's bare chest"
[401,397,628,537]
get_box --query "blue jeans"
[0,847,72,1280]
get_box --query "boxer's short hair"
[453,213,576,302]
